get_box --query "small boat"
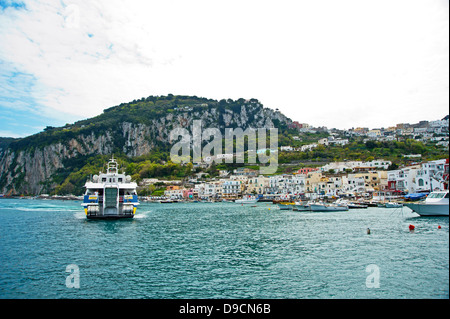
[310,202,349,212]
[362,201,379,207]
[403,190,449,216]
[278,201,295,205]
[335,199,367,209]
[384,202,403,208]
[278,203,293,210]
[348,202,368,209]
[292,202,311,211]
[81,156,139,219]
[235,196,259,204]
[272,199,295,204]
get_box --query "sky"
[0,0,448,138]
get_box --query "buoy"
[367,228,371,235]
[438,225,441,229]
[268,208,271,210]
[409,224,415,231]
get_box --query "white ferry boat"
[81,157,139,219]
[404,190,449,216]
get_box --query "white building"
[164,188,185,199]
[343,176,366,194]
[387,165,420,193]
[267,174,306,195]
[363,159,392,170]
[221,180,243,198]
[329,138,349,146]
[413,159,448,192]
[318,138,329,146]
[320,161,363,173]
[387,159,448,193]
[301,143,318,152]
[195,182,221,198]
[323,176,344,197]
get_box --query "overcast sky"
[0,0,448,137]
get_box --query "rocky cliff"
[0,96,291,194]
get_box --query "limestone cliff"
[0,96,291,195]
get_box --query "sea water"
[0,198,448,299]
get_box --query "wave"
[14,207,80,213]
[134,210,151,219]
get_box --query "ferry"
[81,157,139,219]
[403,190,449,216]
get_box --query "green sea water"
[0,199,448,299]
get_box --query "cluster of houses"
[139,116,448,201]
[282,117,449,153]
[141,158,449,201]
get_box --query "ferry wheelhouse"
[82,157,139,219]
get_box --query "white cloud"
[0,0,448,133]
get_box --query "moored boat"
[235,196,259,204]
[403,190,449,216]
[278,203,293,210]
[384,202,403,208]
[348,202,368,209]
[310,202,349,212]
[335,198,367,209]
[81,156,139,219]
[292,202,311,211]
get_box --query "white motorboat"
[235,196,259,204]
[404,190,449,216]
[335,198,367,209]
[292,202,311,211]
[278,203,293,210]
[309,202,349,212]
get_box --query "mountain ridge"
[0,95,292,195]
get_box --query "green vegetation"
[0,94,448,196]
[279,137,447,164]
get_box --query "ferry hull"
[84,205,137,219]
[87,214,134,220]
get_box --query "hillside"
[0,95,292,195]
[1,95,448,196]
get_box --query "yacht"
[81,157,139,219]
[404,190,449,216]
